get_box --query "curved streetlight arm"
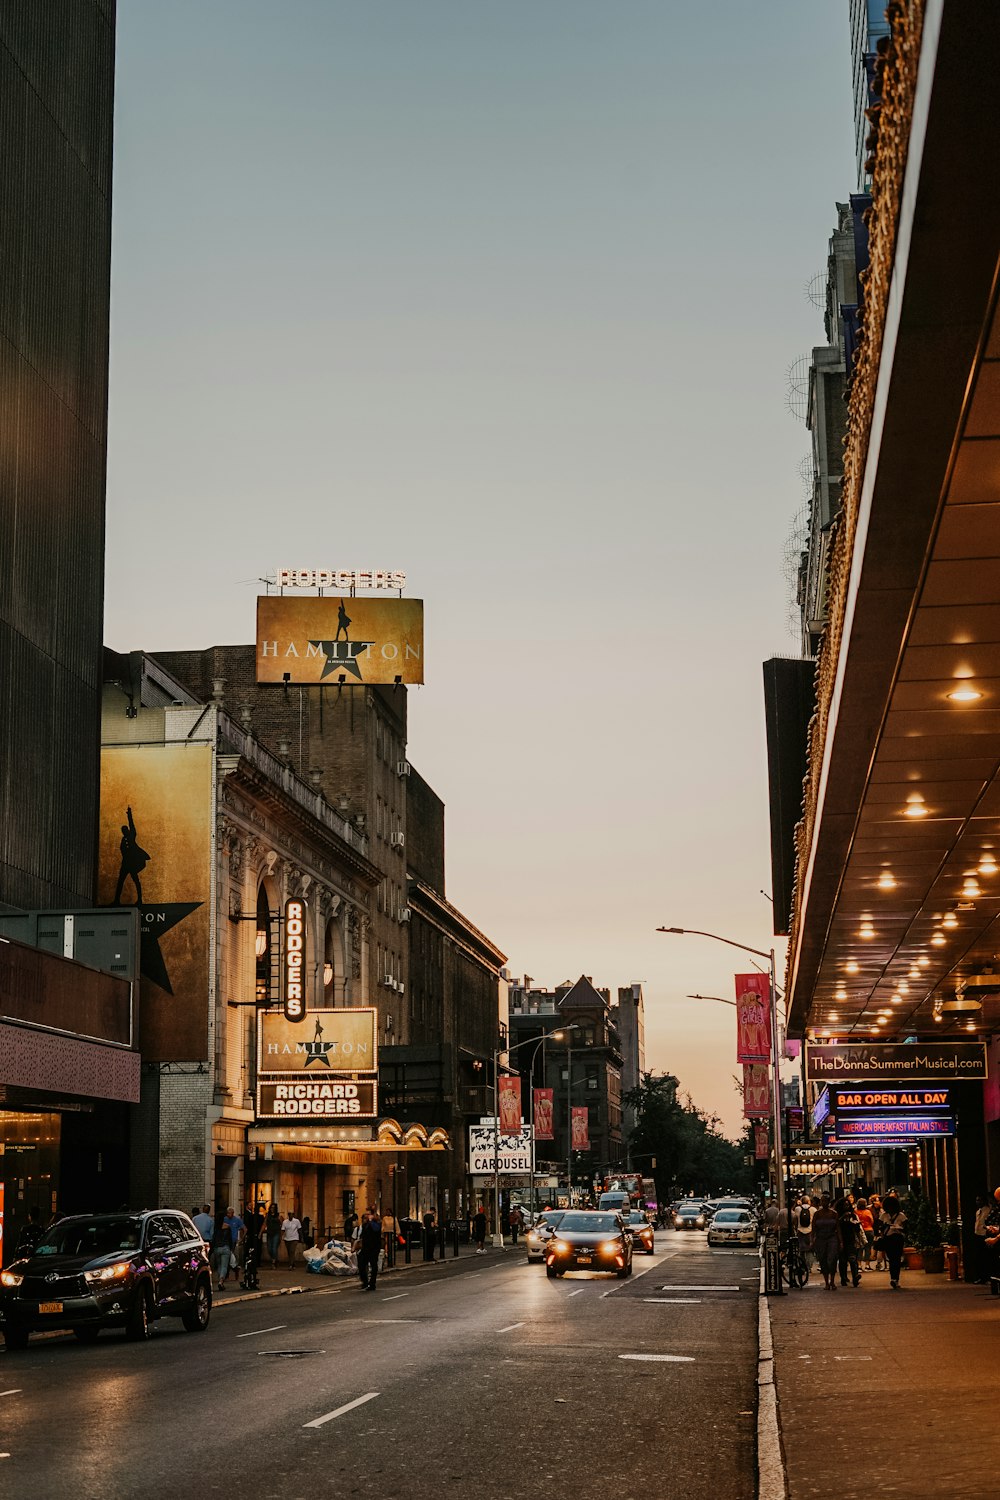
[686,992,737,1009]
[657,926,769,962]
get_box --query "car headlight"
[600,1240,621,1255]
[550,1240,569,1255]
[0,1270,23,1288]
[84,1261,132,1285]
[696,1217,705,1226]
[526,1232,539,1245]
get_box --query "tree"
[624,1071,753,1199]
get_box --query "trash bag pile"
[303,1238,357,1276]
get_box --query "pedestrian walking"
[794,1196,814,1270]
[877,1192,907,1290]
[473,1205,488,1254]
[281,1208,302,1267]
[241,1203,264,1290]
[210,1212,232,1290]
[855,1197,875,1270]
[811,1193,842,1290]
[836,1197,863,1287]
[192,1203,214,1244]
[344,1210,358,1242]
[869,1194,886,1269]
[973,1193,992,1282]
[422,1208,437,1262]
[980,1187,1000,1286]
[510,1206,523,1245]
[264,1204,281,1268]
[357,1208,384,1291]
[224,1204,245,1280]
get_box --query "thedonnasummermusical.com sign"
[805,1041,987,1084]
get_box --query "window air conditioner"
[397,760,410,778]
[398,907,411,923]
[383,972,395,988]
[391,832,405,849]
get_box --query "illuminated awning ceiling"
[787,3,1000,1042]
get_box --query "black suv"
[0,1209,213,1349]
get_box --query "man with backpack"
[795,1195,814,1269]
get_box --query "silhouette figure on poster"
[335,600,352,641]
[114,805,150,905]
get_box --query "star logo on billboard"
[310,639,375,682]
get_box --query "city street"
[0,1236,760,1498]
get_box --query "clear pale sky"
[106,2,856,1138]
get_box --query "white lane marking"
[359,1319,415,1325]
[237,1325,287,1338]
[658,1284,741,1292]
[304,1392,380,1429]
[567,1289,584,1297]
[619,1353,694,1363]
[382,1293,408,1301]
[834,1355,872,1361]
[0,1390,21,1396]
[644,1298,702,1305]
[496,1322,523,1333]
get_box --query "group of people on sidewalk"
[789,1190,908,1290]
[191,1202,311,1290]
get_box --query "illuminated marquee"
[258,1079,377,1119]
[276,569,406,591]
[282,899,306,1022]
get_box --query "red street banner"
[754,1122,769,1160]
[498,1076,522,1134]
[533,1087,554,1140]
[743,1063,770,1119]
[571,1106,589,1151]
[735,973,771,1063]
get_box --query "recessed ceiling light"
[890,995,902,1005]
[934,1013,943,1023]
[965,1020,978,1032]
[877,871,897,890]
[931,933,947,947]
[908,966,920,978]
[846,961,860,974]
[859,926,875,940]
[898,981,910,994]
[979,855,999,876]
[918,956,931,969]
[947,685,983,703]
[903,802,928,818]
[942,912,958,929]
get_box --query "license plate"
[39,1301,63,1314]
[576,1254,592,1264]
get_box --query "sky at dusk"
[106,2,856,1138]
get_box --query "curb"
[757,1264,787,1500]
[214,1248,470,1309]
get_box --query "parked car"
[0,1209,213,1348]
[706,1208,758,1247]
[674,1202,707,1231]
[545,1211,633,1278]
[622,1209,655,1254]
[525,1210,566,1263]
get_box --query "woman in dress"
[811,1192,842,1291]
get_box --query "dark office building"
[0,4,116,913]
[0,6,131,1260]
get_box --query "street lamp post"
[658,927,785,1217]
[491,1026,578,1247]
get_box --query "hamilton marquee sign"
[256,595,424,686]
[805,1041,988,1084]
[256,1009,377,1121]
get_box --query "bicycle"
[780,1234,809,1289]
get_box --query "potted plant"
[912,1195,945,1272]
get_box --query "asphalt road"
[0,1232,760,1499]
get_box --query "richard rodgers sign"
[468,1124,533,1176]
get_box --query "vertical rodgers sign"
[256,596,424,685]
[257,1009,377,1120]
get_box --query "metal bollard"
[404,1231,411,1264]
[452,1222,460,1258]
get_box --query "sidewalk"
[213,1241,475,1304]
[768,1268,1000,1499]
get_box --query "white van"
[598,1191,631,1214]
